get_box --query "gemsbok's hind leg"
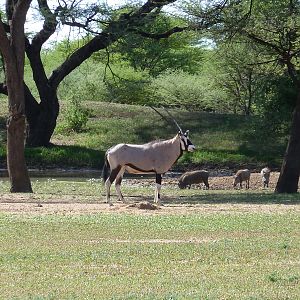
[154,174,162,205]
[115,167,126,202]
[105,165,121,206]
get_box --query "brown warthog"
[178,170,209,189]
[233,169,251,189]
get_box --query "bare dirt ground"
[0,172,299,216]
[125,171,281,190]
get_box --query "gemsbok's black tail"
[102,152,110,184]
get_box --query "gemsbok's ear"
[184,130,189,136]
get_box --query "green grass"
[0,101,286,169]
[0,179,299,299]
[1,177,300,204]
[0,212,299,299]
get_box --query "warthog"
[261,167,271,188]
[178,170,209,189]
[233,169,250,189]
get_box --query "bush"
[65,98,89,132]
[58,61,108,102]
[150,70,226,111]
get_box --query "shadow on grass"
[25,145,105,169]
[162,192,300,205]
[133,113,177,143]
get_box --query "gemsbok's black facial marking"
[179,133,193,151]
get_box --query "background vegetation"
[0,2,297,171]
[0,100,286,170]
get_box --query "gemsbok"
[102,115,195,205]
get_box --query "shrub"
[58,61,108,102]
[65,98,89,132]
[150,70,226,111]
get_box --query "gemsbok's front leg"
[154,174,162,205]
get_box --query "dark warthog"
[178,170,209,189]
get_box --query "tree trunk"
[0,0,33,193]
[5,67,33,192]
[25,88,59,147]
[275,91,300,193]
[7,111,32,192]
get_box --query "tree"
[0,0,32,192]
[214,41,266,115]
[238,0,300,193]
[187,0,300,192]
[0,0,230,147]
[108,13,203,76]
[216,0,300,192]
[0,0,184,146]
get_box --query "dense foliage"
[1,0,299,174]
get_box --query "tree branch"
[49,32,111,89]
[49,0,179,90]
[242,30,283,54]
[131,25,188,40]
[31,0,59,50]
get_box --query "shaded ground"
[0,172,299,215]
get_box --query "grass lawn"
[0,179,299,299]
[0,211,299,300]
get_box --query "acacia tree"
[0,0,228,147]
[237,0,300,193]
[188,0,300,192]
[0,0,32,192]
[0,0,184,146]
[214,41,267,115]
[109,14,203,76]
[218,0,300,192]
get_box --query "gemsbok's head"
[178,130,196,152]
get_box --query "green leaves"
[65,98,89,132]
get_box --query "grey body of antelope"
[261,167,271,188]
[233,169,250,189]
[102,131,195,206]
[178,170,209,189]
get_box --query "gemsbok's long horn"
[150,106,170,124]
[150,106,183,133]
[162,106,183,133]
